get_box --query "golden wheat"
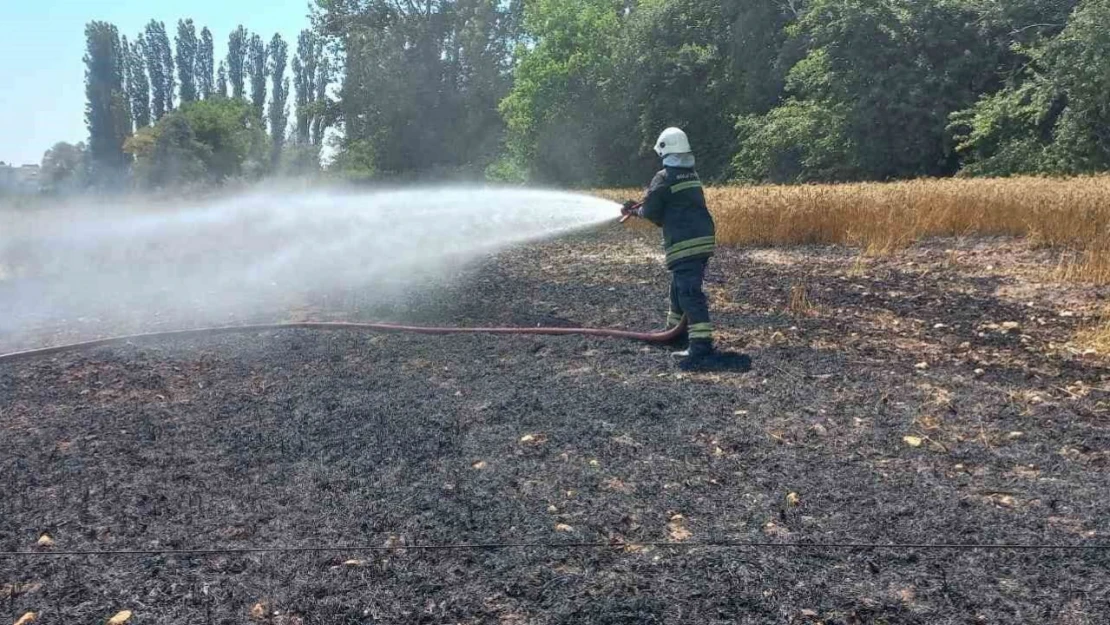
[597,175,1110,283]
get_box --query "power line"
[5,539,1110,559]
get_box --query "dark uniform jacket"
[638,166,716,269]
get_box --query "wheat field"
[597,176,1110,283]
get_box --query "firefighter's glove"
[621,200,639,217]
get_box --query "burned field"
[3,226,1110,624]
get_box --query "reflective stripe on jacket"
[638,166,715,269]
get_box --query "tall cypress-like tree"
[175,19,199,103]
[268,33,290,164]
[84,21,132,182]
[198,27,215,98]
[292,29,317,145]
[312,56,330,147]
[227,26,248,99]
[127,34,151,128]
[216,61,229,97]
[162,22,176,112]
[144,21,168,119]
[293,28,330,148]
[121,34,132,128]
[247,33,268,119]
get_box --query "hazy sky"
[0,0,314,166]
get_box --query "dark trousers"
[668,258,713,342]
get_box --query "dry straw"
[598,176,1110,283]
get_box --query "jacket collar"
[663,153,696,168]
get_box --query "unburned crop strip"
[597,175,1110,282]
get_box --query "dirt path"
[3,226,1110,624]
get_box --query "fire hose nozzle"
[619,201,642,223]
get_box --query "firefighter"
[622,127,749,371]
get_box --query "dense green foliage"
[318,0,520,179]
[125,98,267,188]
[68,1,1110,189]
[497,0,625,185]
[952,0,1110,176]
[312,0,1106,185]
[491,0,1103,185]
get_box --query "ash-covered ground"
[3,225,1110,624]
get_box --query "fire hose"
[0,211,676,365]
[0,320,687,365]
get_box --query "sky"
[0,0,315,166]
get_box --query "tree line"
[325,0,1109,186]
[495,0,1109,186]
[59,1,1110,191]
[49,19,331,191]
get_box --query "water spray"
[0,187,677,361]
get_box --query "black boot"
[675,339,713,370]
[676,340,752,372]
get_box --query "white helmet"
[654,127,691,156]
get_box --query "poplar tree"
[268,33,290,163]
[144,20,170,119]
[227,25,248,99]
[198,26,215,98]
[247,33,268,118]
[127,34,151,128]
[175,19,199,103]
[84,21,132,182]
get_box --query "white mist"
[0,187,617,350]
